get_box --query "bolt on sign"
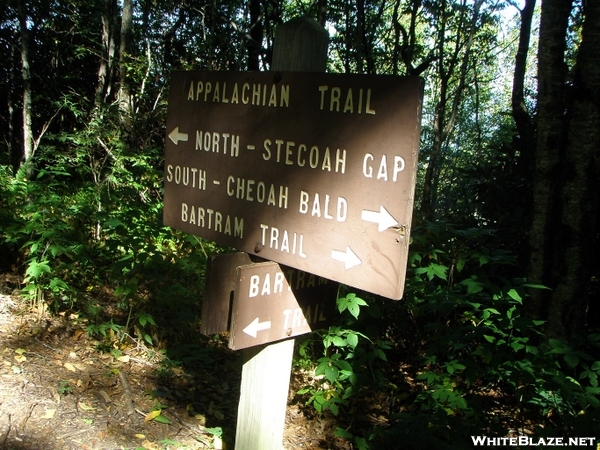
[163,71,423,299]
[229,261,338,350]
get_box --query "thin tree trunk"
[421,0,481,220]
[8,36,16,170]
[96,0,118,106]
[317,0,327,27]
[511,0,536,149]
[118,0,133,124]
[17,0,33,176]
[356,0,366,73]
[248,0,262,70]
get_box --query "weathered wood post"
[234,17,329,450]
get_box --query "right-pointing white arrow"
[331,246,362,270]
[243,317,272,338]
[168,127,189,145]
[361,206,399,232]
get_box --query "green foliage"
[0,94,207,355]
[296,291,391,416]
[296,222,600,448]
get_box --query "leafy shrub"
[297,221,600,448]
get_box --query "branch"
[31,106,62,159]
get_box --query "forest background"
[1,0,599,448]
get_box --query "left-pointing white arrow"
[243,317,272,338]
[331,246,362,270]
[361,206,398,232]
[168,127,188,145]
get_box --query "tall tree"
[17,0,33,174]
[526,0,600,337]
[118,0,133,131]
[420,0,484,220]
[511,0,536,152]
[248,0,263,70]
[96,0,118,107]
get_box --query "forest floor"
[0,274,363,450]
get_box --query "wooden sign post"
[234,18,329,450]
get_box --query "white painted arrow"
[361,206,399,232]
[168,127,188,145]
[243,317,272,338]
[331,246,362,270]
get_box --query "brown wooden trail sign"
[163,71,423,299]
[200,253,337,350]
[229,260,337,350]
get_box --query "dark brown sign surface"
[163,71,423,299]
[229,261,337,350]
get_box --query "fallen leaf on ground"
[141,440,159,450]
[14,348,26,362]
[72,329,84,340]
[144,409,162,422]
[64,362,77,372]
[41,409,56,419]
[78,402,96,411]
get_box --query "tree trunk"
[248,0,262,70]
[118,0,133,124]
[96,0,118,107]
[546,1,600,337]
[511,0,536,150]
[525,0,572,325]
[8,35,17,171]
[421,0,481,220]
[525,0,600,337]
[17,0,33,176]
[317,0,327,27]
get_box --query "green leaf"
[522,283,551,290]
[373,348,387,361]
[507,289,522,303]
[588,333,600,342]
[564,353,580,368]
[348,303,360,319]
[325,365,339,383]
[548,338,565,349]
[204,427,223,438]
[335,360,353,372]
[332,336,347,347]
[315,361,329,377]
[335,428,353,439]
[329,401,339,415]
[459,277,485,294]
[105,218,123,228]
[346,333,359,349]
[153,414,171,424]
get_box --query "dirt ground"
[0,285,352,450]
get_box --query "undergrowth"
[293,221,600,449]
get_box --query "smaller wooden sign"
[229,261,337,350]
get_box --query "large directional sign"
[163,71,423,299]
